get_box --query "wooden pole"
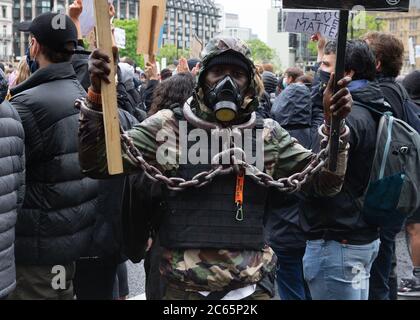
[148,5,159,63]
[93,0,123,175]
[328,10,349,172]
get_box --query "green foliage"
[348,13,384,39]
[246,39,276,64]
[113,19,144,69]
[157,44,190,66]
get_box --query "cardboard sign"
[137,0,166,57]
[80,0,114,37]
[283,0,410,12]
[190,34,203,59]
[114,27,126,49]
[285,11,339,39]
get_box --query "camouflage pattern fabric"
[78,37,349,293]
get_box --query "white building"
[0,0,13,62]
[266,7,294,69]
[221,12,258,41]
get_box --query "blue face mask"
[26,45,39,74]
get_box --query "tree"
[157,44,190,66]
[113,19,144,69]
[349,13,384,39]
[246,39,276,64]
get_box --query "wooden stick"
[148,5,159,63]
[93,0,123,175]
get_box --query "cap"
[19,12,78,53]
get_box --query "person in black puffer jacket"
[9,13,98,300]
[0,69,25,299]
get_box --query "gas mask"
[0,69,8,104]
[205,75,243,123]
[26,45,39,74]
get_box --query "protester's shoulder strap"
[353,100,385,118]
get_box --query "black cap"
[18,12,78,53]
[206,51,251,75]
[402,70,420,105]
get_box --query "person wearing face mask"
[300,40,389,300]
[0,69,25,300]
[8,12,99,300]
[78,36,354,300]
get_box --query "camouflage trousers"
[163,284,271,300]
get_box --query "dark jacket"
[0,100,25,297]
[266,83,313,249]
[140,79,159,112]
[84,110,139,264]
[262,71,278,95]
[10,62,98,265]
[300,81,386,244]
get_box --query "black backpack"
[381,81,420,133]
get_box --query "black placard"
[282,0,410,12]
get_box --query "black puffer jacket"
[10,62,98,265]
[0,100,25,297]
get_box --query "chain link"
[121,127,332,194]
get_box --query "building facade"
[10,0,221,60]
[267,0,313,70]
[114,0,221,50]
[378,0,420,72]
[0,0,13,62]
[221,13,257,41]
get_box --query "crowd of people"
[0,0,420,301]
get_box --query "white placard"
[409,37,416,65]
[416,45,420,59]
[79,0,114,37]
[114,27,126,49]
[161,57,167,70]
[285,11,340,39]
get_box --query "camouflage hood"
[194,37,264,122]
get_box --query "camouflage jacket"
[78,97,349,292]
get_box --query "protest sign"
[114,27,126,49]
[137,0,166,61]
[80,0,114,37]
[283,0,409,12]
[285,11,339,39]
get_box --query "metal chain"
[120,127,332,194]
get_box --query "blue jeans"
[303,239,380,300]
[274,248,311,300]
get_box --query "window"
[389,19,398,32]
[36,1,51,15]
[13,2,20,19]
[24,0,32,20]
[410,18,417,31]
[2,6,6,18]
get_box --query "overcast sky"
[216,0,272,42]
